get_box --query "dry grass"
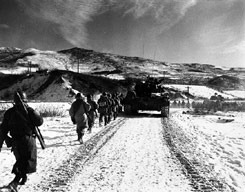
[0,102,68,121]
[36,104,67,117]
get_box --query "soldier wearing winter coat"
[69,93,91,144]
[86,94,98,133]
[0,90,43,190]
[112,93,121,120]
[123,85,137,105]
[117,93,124,112]
[106,93,114,123]
[98,92,109,126]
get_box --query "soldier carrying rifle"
[0,90,44,191]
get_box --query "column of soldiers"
[97,92,122,127]
[0,90,124,190]
[69,91,123,143]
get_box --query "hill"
[0,70,128,101]
[0,47,245,101]
[1,46,245,81]
[207,75,245,90]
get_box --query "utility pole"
[153,48,156,60]
[162,71,166,84]
[77,58,80,73]
[142,33,145,58]
[153,43,157,60]
[163,71,166,78]
[28,61,32,74]
[143,42,145,58]
[186,86,190,108]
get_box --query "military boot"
[8,181,18,192]
[19,174,27,185]
[77,132,81,141]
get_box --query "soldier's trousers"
[99,113,108,126]
[76,126,85,140]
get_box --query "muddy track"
[32,118,127,192]
[161,117,229,192]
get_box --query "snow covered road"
[2,109,240,191]
[67,114,192,192]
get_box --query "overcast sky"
[0,0,244,67]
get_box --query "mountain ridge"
[0,47,245,101]
[1,46,244,79]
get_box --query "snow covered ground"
[0,101,244,191]
[67,115,192,192]
[163,84,245,99]
[169,109,245,192]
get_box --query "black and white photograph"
[0,0,244,191]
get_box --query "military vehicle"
[123,78,170,117]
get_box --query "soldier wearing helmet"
[0,89,43,190]
[86,94,98,133]
[69,92,91,143]
[97,92,109,126]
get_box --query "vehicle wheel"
[124,105,132,115]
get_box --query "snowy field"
[163,84,245,99]
[0,101,244,191]
[170,109,245,192]
[0,82,245,191]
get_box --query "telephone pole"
[142,33,145,58]
[77,59,80,73]
[28,61,32,74]
[143,42,145,58]
[186,86,190,108]
[153,48,156,60]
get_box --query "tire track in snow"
[19,117,127,192]
[162,117,229,192]
[67,113,192,192]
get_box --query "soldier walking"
[98,92,109,126]
[0,90,43,191]
[112,93,120,120]
[86,94,98,133]
[69,93,91,144]
[106,93,114,123]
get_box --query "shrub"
[192,100,245,112]
[36,104,67,117]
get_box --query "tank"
[123,79,170,117]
